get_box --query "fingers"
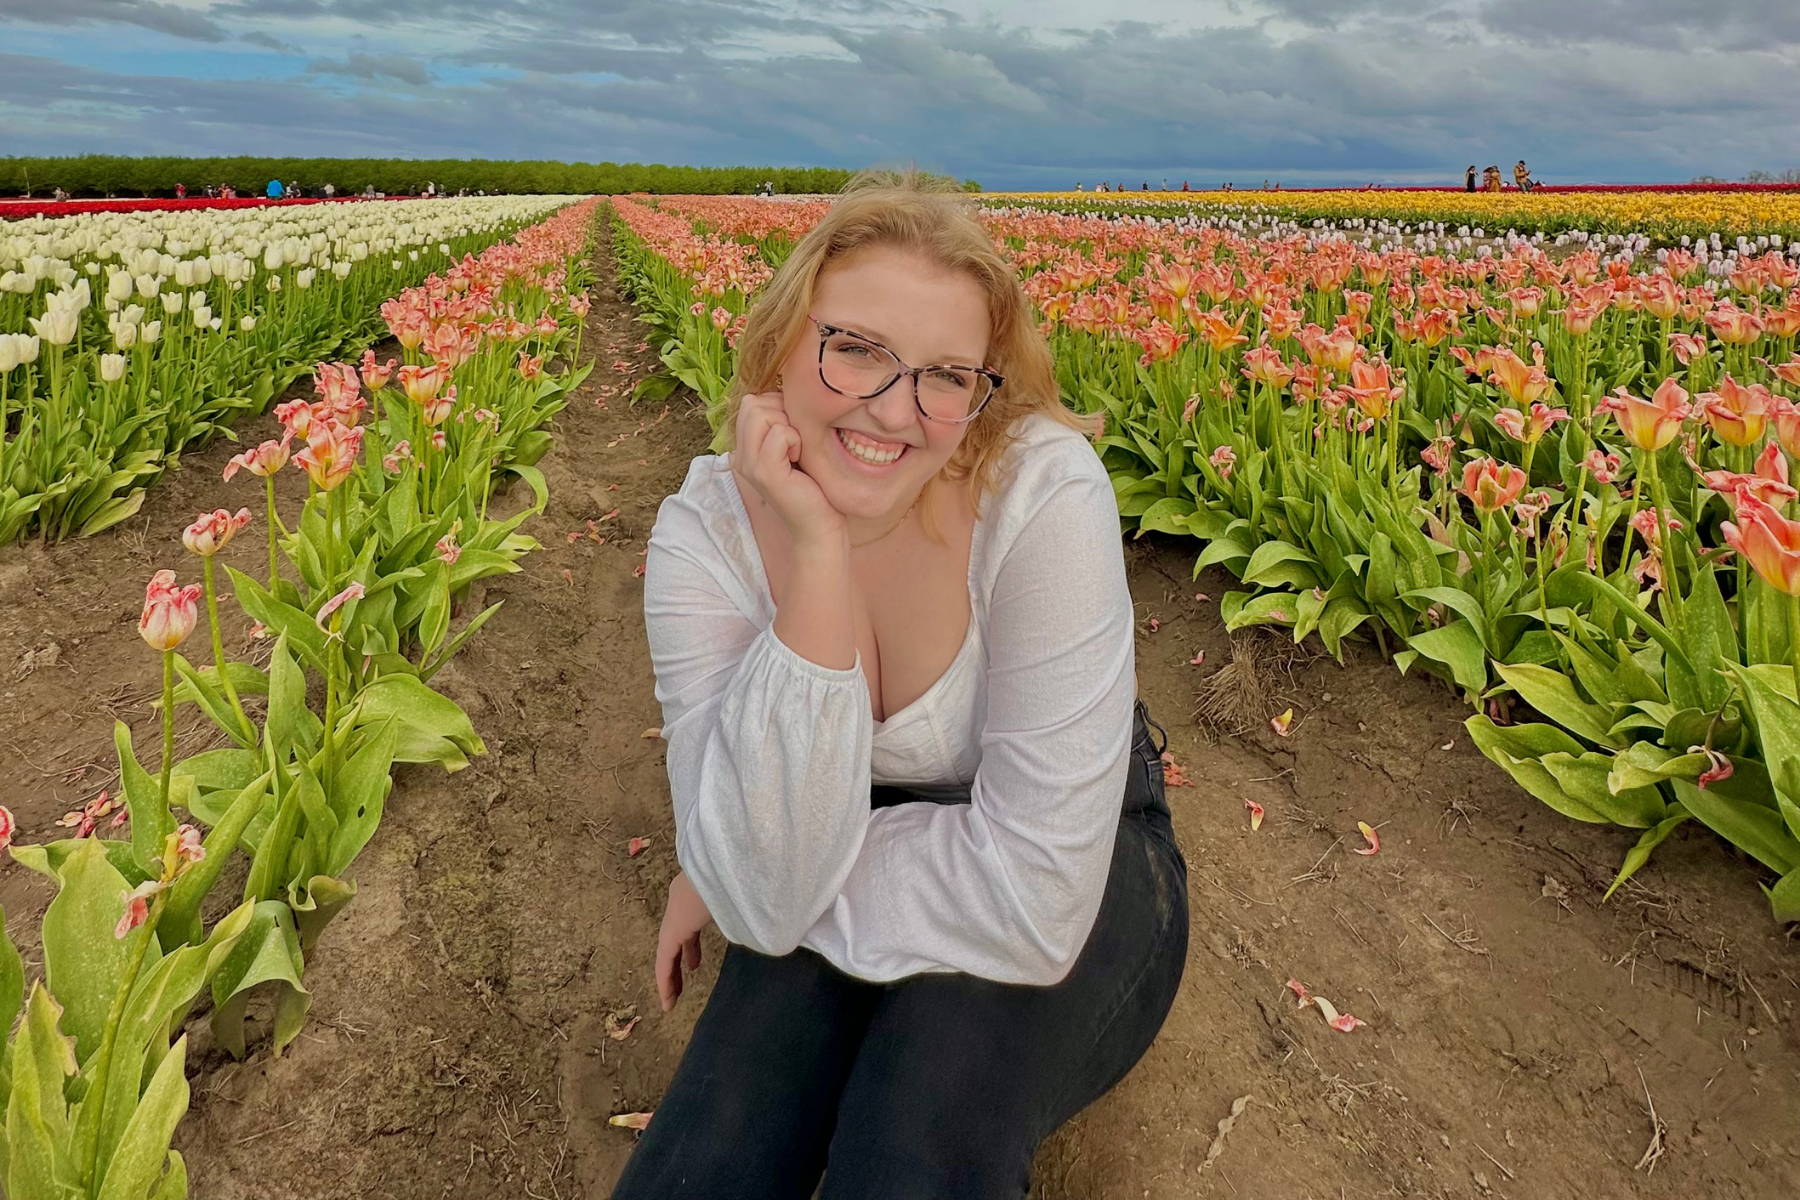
[657,936,682,1011]
[683,933,702,973]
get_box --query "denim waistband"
[871,699,1172,829]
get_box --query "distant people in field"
[175,182,187,199]
[266,178,283,199]
[1181,180,1190,191]
[1514,160,1535,191]
[1483,165,1503,192]
[1465,165,1477,192]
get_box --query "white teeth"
[837,428,903,465]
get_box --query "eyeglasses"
[808,316,1003,424]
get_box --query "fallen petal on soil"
[1354,821,1381,856]
[628,836,651,857]
[1246,799,1265,831]
[1270,709,1294,737]
[609,1111,653,1131]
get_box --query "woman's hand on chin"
[732,390,846,548]
[657,871,715,1011]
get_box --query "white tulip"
[141,321,162,344]
[295,268,315,289]
[27,310,78,345]
[332,261,352,280]
[240,315,256,331]
[209,318,222,332]
[135,273,160,299]
[113,322,137,350]
[0,337,17,373]
[161,291,184,314]
[17,335,40,364]
[192,305,212,328]
[266,275,281,292]
[107,271,134,303]
[99,353,126,382]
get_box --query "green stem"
[1789,592,1800,702]
[82,890,168,1189]
[266,474,280,593]
[204,555,254,743]
[158,651,174,811]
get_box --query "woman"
[620,174,1189,1199]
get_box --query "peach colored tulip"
[1346,358,1402,419]
[1487,347,1552,407]
[1761,355,1800,388]
[293,419,363,491]
[223,437,291,481]
[1637,274,1682,321]
[314,582,366,630]
[1460,458,1527,515]
[398,362,452,405]
[1700,442,1796,513]
[1723,494,1800,595]
[360,350,396,392]
[1705,303,1764,346]
[1209,445,1236,479]
[182,507,253,556]
[1493,401,1569,445]
[273,398,318,440]
[1240,343,1294,389]
[1421,436,1455,477]
[1769,398,1800,459]
[139,570,203,651]
[518,351,543,379]
[1600,378,1691,452]
[1583,448,1622,483]
[1699,374,1773,447]
[1668,332,1708,365]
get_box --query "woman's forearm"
[772,534,858,670]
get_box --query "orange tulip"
[1705,303,1764,347]
[1346,358,1402,419]
[1193,308,1248,353]
[1493,401,1570,445]
[1722,494,1800,595]
[1637,273,1682,321]
[1601,378,1692,451]
[1769,398,1800,459]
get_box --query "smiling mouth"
[835,427,910,466]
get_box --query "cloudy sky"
[3,0,1798,189]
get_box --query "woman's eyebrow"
[825,317,986,366]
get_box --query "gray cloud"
[2,1,1798,187]
[1,0,230,42]
[307,51,432,85]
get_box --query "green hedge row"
[0,156,857,199]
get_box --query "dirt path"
[1,234,1796,1199]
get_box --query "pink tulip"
[398,362,451,405]
[0,805,14,852]
[436,532,462,566]
[273,398,318,440]
[1493,401,1570,445]
[1421,436,1455,477]
[138,570,203,651]
[517,351,543,379]
[1460,458,1527,515]
[1699,374,1774,448]
[1700,442,1796,512]
[1209,445,1236,479]
[360,349,396,391]
[223,437,291,481]
[182,507,253,556]
[1705,303,1764,347]
[1487,347,1552,407]
[1668,332,1708,365]
[1583,448,1622,484]
[314,582,366,630]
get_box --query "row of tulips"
[619,192,1800,922]
[0,197,601,1200]
[0,195,583,542]
[1015,189,1800,245]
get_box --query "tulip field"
[0,195,582,542]
[0,194,599,1198]
[613,189,1800,925]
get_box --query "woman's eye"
[833,341,873,358]
[930,368,973,390]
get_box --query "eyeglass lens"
[820,330,991,420]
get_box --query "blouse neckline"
[717,455,985,730]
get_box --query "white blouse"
[643,412,1136,985]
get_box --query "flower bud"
[99,353,126,383]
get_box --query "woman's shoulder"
[650,453,747,554]
[992,411,1109,501]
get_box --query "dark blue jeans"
[611,700,1189,1200]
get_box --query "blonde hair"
[718,168,1085,538]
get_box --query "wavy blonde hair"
[717,168,1085,539]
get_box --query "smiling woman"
[627,171,1189,1200]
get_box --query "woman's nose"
[865,376,921,431]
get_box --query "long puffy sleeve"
[644,483,875,956]
[800,433,1136,985]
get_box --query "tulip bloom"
[1493,401,1570,445]
[274,398,318,440]
[223,437,291,481]
[398,362,451,405]
[1241,343,1294,389]
[315,582,367,630]
[1700,442,1796,513]
[1297,324,1357,374]
[1601,379,1692,452]
[1769,398,1800,460]
[182,507,253,556]
[1668,332,1708,366]
[1345,358,1402,419]
[1722,494,1800,595]
[1583,448,1623,484]
[360,349,396,391]
[517,351,543,379]
[0,806,14,853]
[1705,303,1764,347]
[1460,458,1527,515]
[1699,375,1773,447]
[293,419,363,491]
[1421,436,1455,477]
[1209,445,1236,479]
[138,570,203,651]
[1487,347,1552,407]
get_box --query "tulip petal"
[1246,799,1265,831]
[609,1111,653,1131]
[1354,822,1381,856]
